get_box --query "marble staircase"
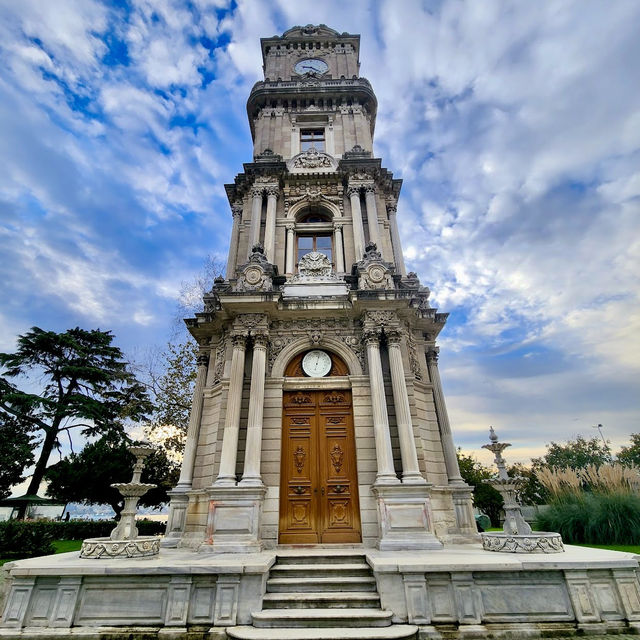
[227,553,418,640]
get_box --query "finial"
[489,426,498,443]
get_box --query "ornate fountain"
[480,427,564,553]
[80,444,161,559]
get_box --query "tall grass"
[535,463,640,545]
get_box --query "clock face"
[294,58,328,75]
[302,350,332,377]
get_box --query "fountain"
[480,427,564,553]
[79,444,161,558]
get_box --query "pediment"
[287,148,337,173]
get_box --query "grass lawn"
[1,539,83,566]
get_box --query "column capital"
[231,203,243,218]
[385,329,403,345]
[265,186,280,198]
[196,352,210,368]
[363,184,377,194]
[362,328,382,346]
[386,202,397,215]
[231,333,247,348]
[286,222,295,231]
[250,187,264,199]
[333,221,344,231]
[252,333,269,349]
[346,185,361,197]
[426,346,439,364]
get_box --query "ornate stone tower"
[164,24,478,552]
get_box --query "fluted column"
[364,329,399,485]
[426,347,464,484]
[387,331,425,484]
[175,350,209,490]
[364,184,380,247]
[348,186,365,261]
[226,204,243,278]
[386,202,407,276]
[240,333,268,486]
[334,222,345,273]
[285,223,295,274]
[215,333,247,485]
[248,188,263,256]
[263,187,279,263]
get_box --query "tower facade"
[165,24,478,552]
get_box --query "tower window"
[297,234,332,264]
[300,129,325,152]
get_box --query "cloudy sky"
[0,0,638,466]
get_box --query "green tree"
[45,433,179,519]
[617,433,640,467]
[507,463,547,505]
[0,327,151,511]
[0,414,35,499]
[457,450,504,526]
[531,435,613,471]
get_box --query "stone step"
[270,563,372,578]
[227,624,419,640]
[262,591,381,609]
[275,553,368,565]
[252,608,394,629]
[267,576,378,593]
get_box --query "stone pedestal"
[162,489,189,548]
[200,486,267,554]
[372,484,443,551]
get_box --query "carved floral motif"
[294,446,306,473]
[330,444,344,473]
[292,147,333,169]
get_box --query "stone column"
[364,184,380,247]
[226,204,242,278]
[334,222,345,273]
[248,188,263,256]
[240,333,268,486]
[387,331,424,484]
[175,351,210,490]
[364,329,399,485]
[348,185,365,261]
[426,347,464,484]
[387,202,407,276]
[263,187,279,263]
[214,333,247,485]
[285,223,295,274]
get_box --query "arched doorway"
[278,350,362,544]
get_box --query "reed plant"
[535,463,640,544]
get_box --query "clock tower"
[164,24,478,552]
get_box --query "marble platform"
[1,544,639,638]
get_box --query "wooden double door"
[279,389,361,544]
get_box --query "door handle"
[321,487,325,496]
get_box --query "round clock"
[302,350,332,377]
[294,58,328,75]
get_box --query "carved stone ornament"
[364,310,397,328]
[291,147,334,170]
[481,532,564,554]
[288,251,341,283]
[235,244,276,293]
[356,242,395,291]
[80,538,160,559]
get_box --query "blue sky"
[0,0,639,466]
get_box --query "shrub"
[0,519,166,557]
[536,491,640,545]
[0,521,55,558]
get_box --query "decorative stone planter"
[80,536,161,559]
[481,531,564,553]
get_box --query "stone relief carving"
[292,147,334,169]
[212,333,227,385]
[356,243,395,291]
[234,244,276,293]
[363,310,397,328]
[268,317,365,373]
[405,327,423,381]
[287,252,341,284]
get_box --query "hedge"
[0,519,166,558]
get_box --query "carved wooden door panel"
[279,390,361,544]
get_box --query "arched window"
[295,207,333,265]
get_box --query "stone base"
[372,484,443,551]
[199,485,267,553]
[79,536,160,559]
[161,489,190,548]
[481,531,564,553]
[2,545,640,636]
